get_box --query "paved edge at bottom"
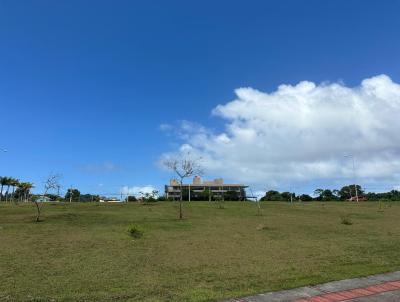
[221,271,400,302]
[293,280,400,302]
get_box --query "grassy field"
[1,201,400,302]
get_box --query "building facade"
[165,176,247,201]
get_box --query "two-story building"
[165,176,247,201]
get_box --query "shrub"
[126,196,137,202]
[340,216,353,225]
[127,224,144,238]
[256,223,271,231]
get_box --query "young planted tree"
[34,174,61,222]
[163,153,203,219]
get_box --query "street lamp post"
[344,154,359,202]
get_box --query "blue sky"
[1,1,400,196]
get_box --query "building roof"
[178,183,247,187]
[168,177,247,187]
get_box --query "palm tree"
[3,177,13,203]
[9,178,19,203]
[24,182,34,202]
[0,176,6,202]
[17,182,34,202]
[17,182,27,202]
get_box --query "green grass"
[1,201,400,301]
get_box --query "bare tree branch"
[163,152,203,219]
[33,173,62,222]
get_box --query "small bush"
[256,223,271,231]
[340,216,353,225]
[128,224,144,238]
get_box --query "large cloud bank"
[161,75,400,189]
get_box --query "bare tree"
[33,173,61,222]
[163,153,203,219]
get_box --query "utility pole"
[345,155,359,202]
[290,186,293,203]
[69,186,73,203]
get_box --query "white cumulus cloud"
[160,75,400,189]
[120,185,158,196]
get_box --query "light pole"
[344,154,359,202]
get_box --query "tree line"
[260,184,400,202]
[0,176,34,202]
[0,176,160,203]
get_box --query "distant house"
[349,196,368,202]
[36,196,51,202]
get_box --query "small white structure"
[99,197,121,203]
[36,196,51,202]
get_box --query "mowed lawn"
[1,202,400,302]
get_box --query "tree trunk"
[11,186,15,203]
[179,178,183,219]
[34,201,41,222]
[5,186,9,203]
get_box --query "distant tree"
[139,190,159,202]
[2,176,13,203]
[9,177,19,202]
[320,189,337,201]
[125,195,137,202]
[314,188,324,201]
[34,174,61,222]
[281,191,296,202]
[260,190,283,201]
[333,189,340,198]
[157,195,167,201]
[0,176,6,202]
[79,194,100,202]
[16,182,34,202]
[163,152,203,219]
[338,185,364,200]
[366,190,400,202]
[65,189,81,202]
[299,194,313,201]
